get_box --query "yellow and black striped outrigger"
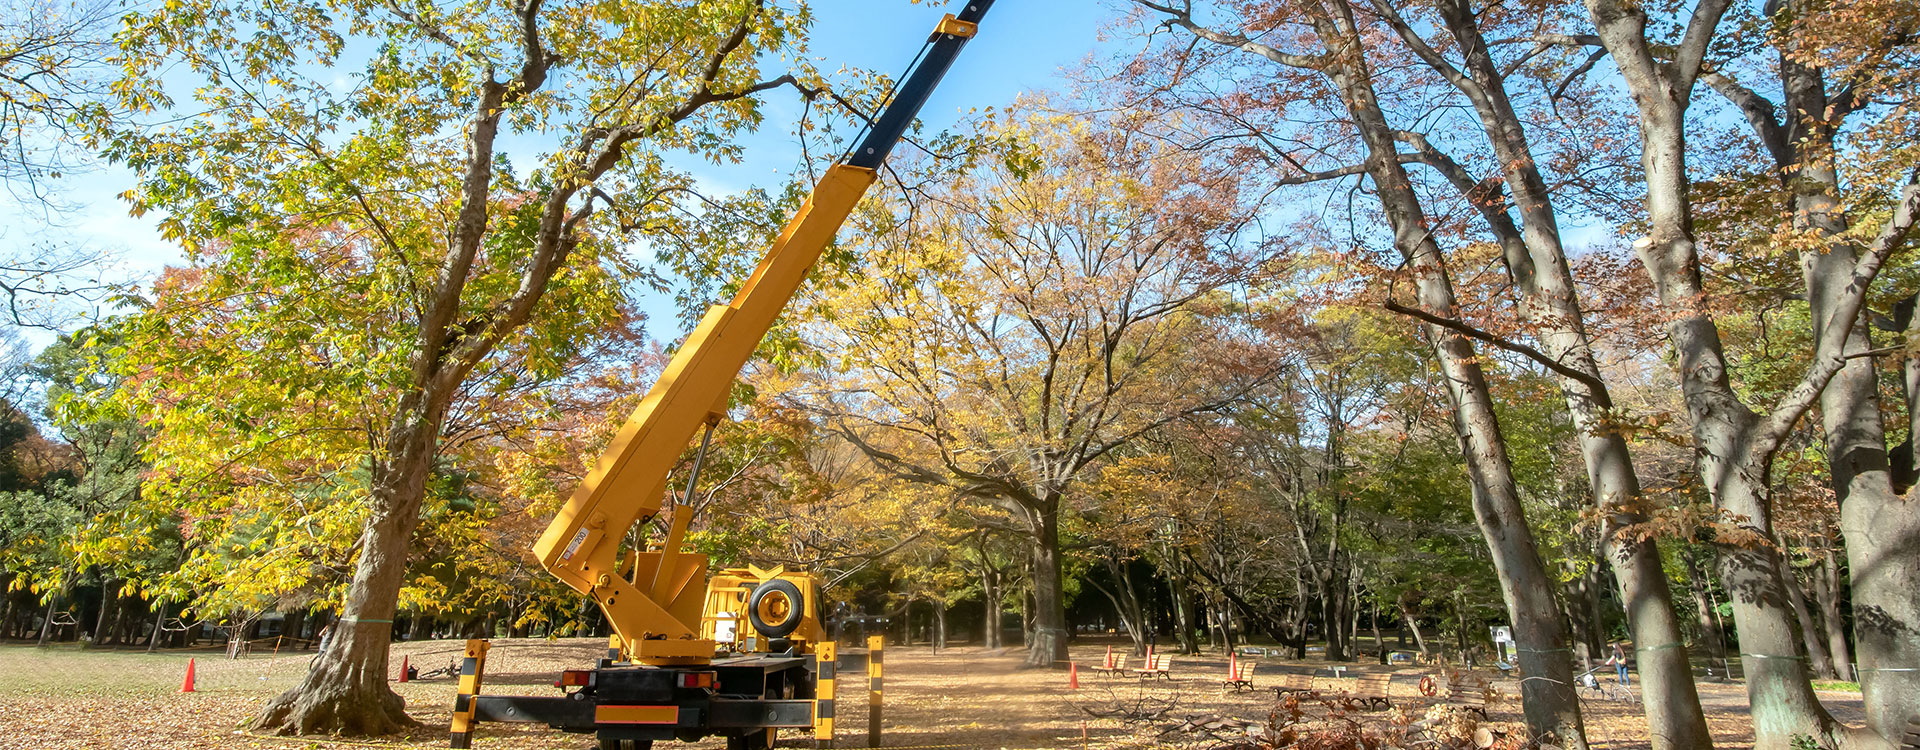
[447,639,489,749]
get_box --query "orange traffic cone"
[398,655,410,683]
[1069,661,1080,690]
[180,658,197,693]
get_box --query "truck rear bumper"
[471,694,816,732]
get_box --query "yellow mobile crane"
[447,4,996,749]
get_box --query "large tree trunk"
[1579,1,1876,745]
[1772,26,1919,734]
[1173,574,1199,656]
[1022,507,1068,669]
[253,419,440,734]
[1380,0,1717,741]
[1299,7,1586,742]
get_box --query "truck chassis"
[450,641,836,750]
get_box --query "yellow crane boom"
[533,2,995,666]
[532,165,876,663]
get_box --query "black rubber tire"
[598,739,653,750]
[747,579,804,638]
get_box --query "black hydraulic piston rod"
[845,0,998,170]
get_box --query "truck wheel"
[726,730,775,750]
[748,579,805,638]
[598,740,652,750]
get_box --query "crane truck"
[445,3,996,749]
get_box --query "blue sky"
[10,1,1121,348]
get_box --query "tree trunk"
[149,602,168,653]
[1578,1,1873,743]
[980,568,1001,650]
[1301,42,1589,750]
[1402,606,1430,658]
[90,588,113,647]
[1374,1,1716,742]
[1369,601,1386,665]
[36,595,57,647]
[1773,30,1919,736]
[1780,556,1838,679]
[1092,554,1148,656]
[1814,548,1852,682]
[1022,508,1068,669]
[1173,576,1198,655]
[252,427,438,734]
[1682,550,1727,665]
[933,599,946,652]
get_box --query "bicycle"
[1575,666,1635,702]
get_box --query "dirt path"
[0,639,1868,750]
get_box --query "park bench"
[1090,651,1129,677]
[1222,659,1256,691]
[1135,653,1173,680]
[1445,675,1491,719]
[1272,672,1318,698]
[1346,673,1393,710]
[1902,719,1919,750]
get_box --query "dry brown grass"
[0,639,1868,750]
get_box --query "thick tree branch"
[1672,0,1736,94]
[1384,299,1614,407]
[1754,176,1920,455]
[1701,71,1789,166]
[1362,0,1482,101]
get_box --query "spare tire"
[748,579,805,638]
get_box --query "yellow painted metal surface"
[933,14,977,37]
[447,639,491,748]
[866,635,883,747]
[532,164,879,660]
[700,567,825,652]
[814,641,837,744]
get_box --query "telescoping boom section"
[531,2,997,666]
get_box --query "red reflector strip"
[596,705,679,725]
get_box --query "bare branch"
[1134,0,1329,69]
